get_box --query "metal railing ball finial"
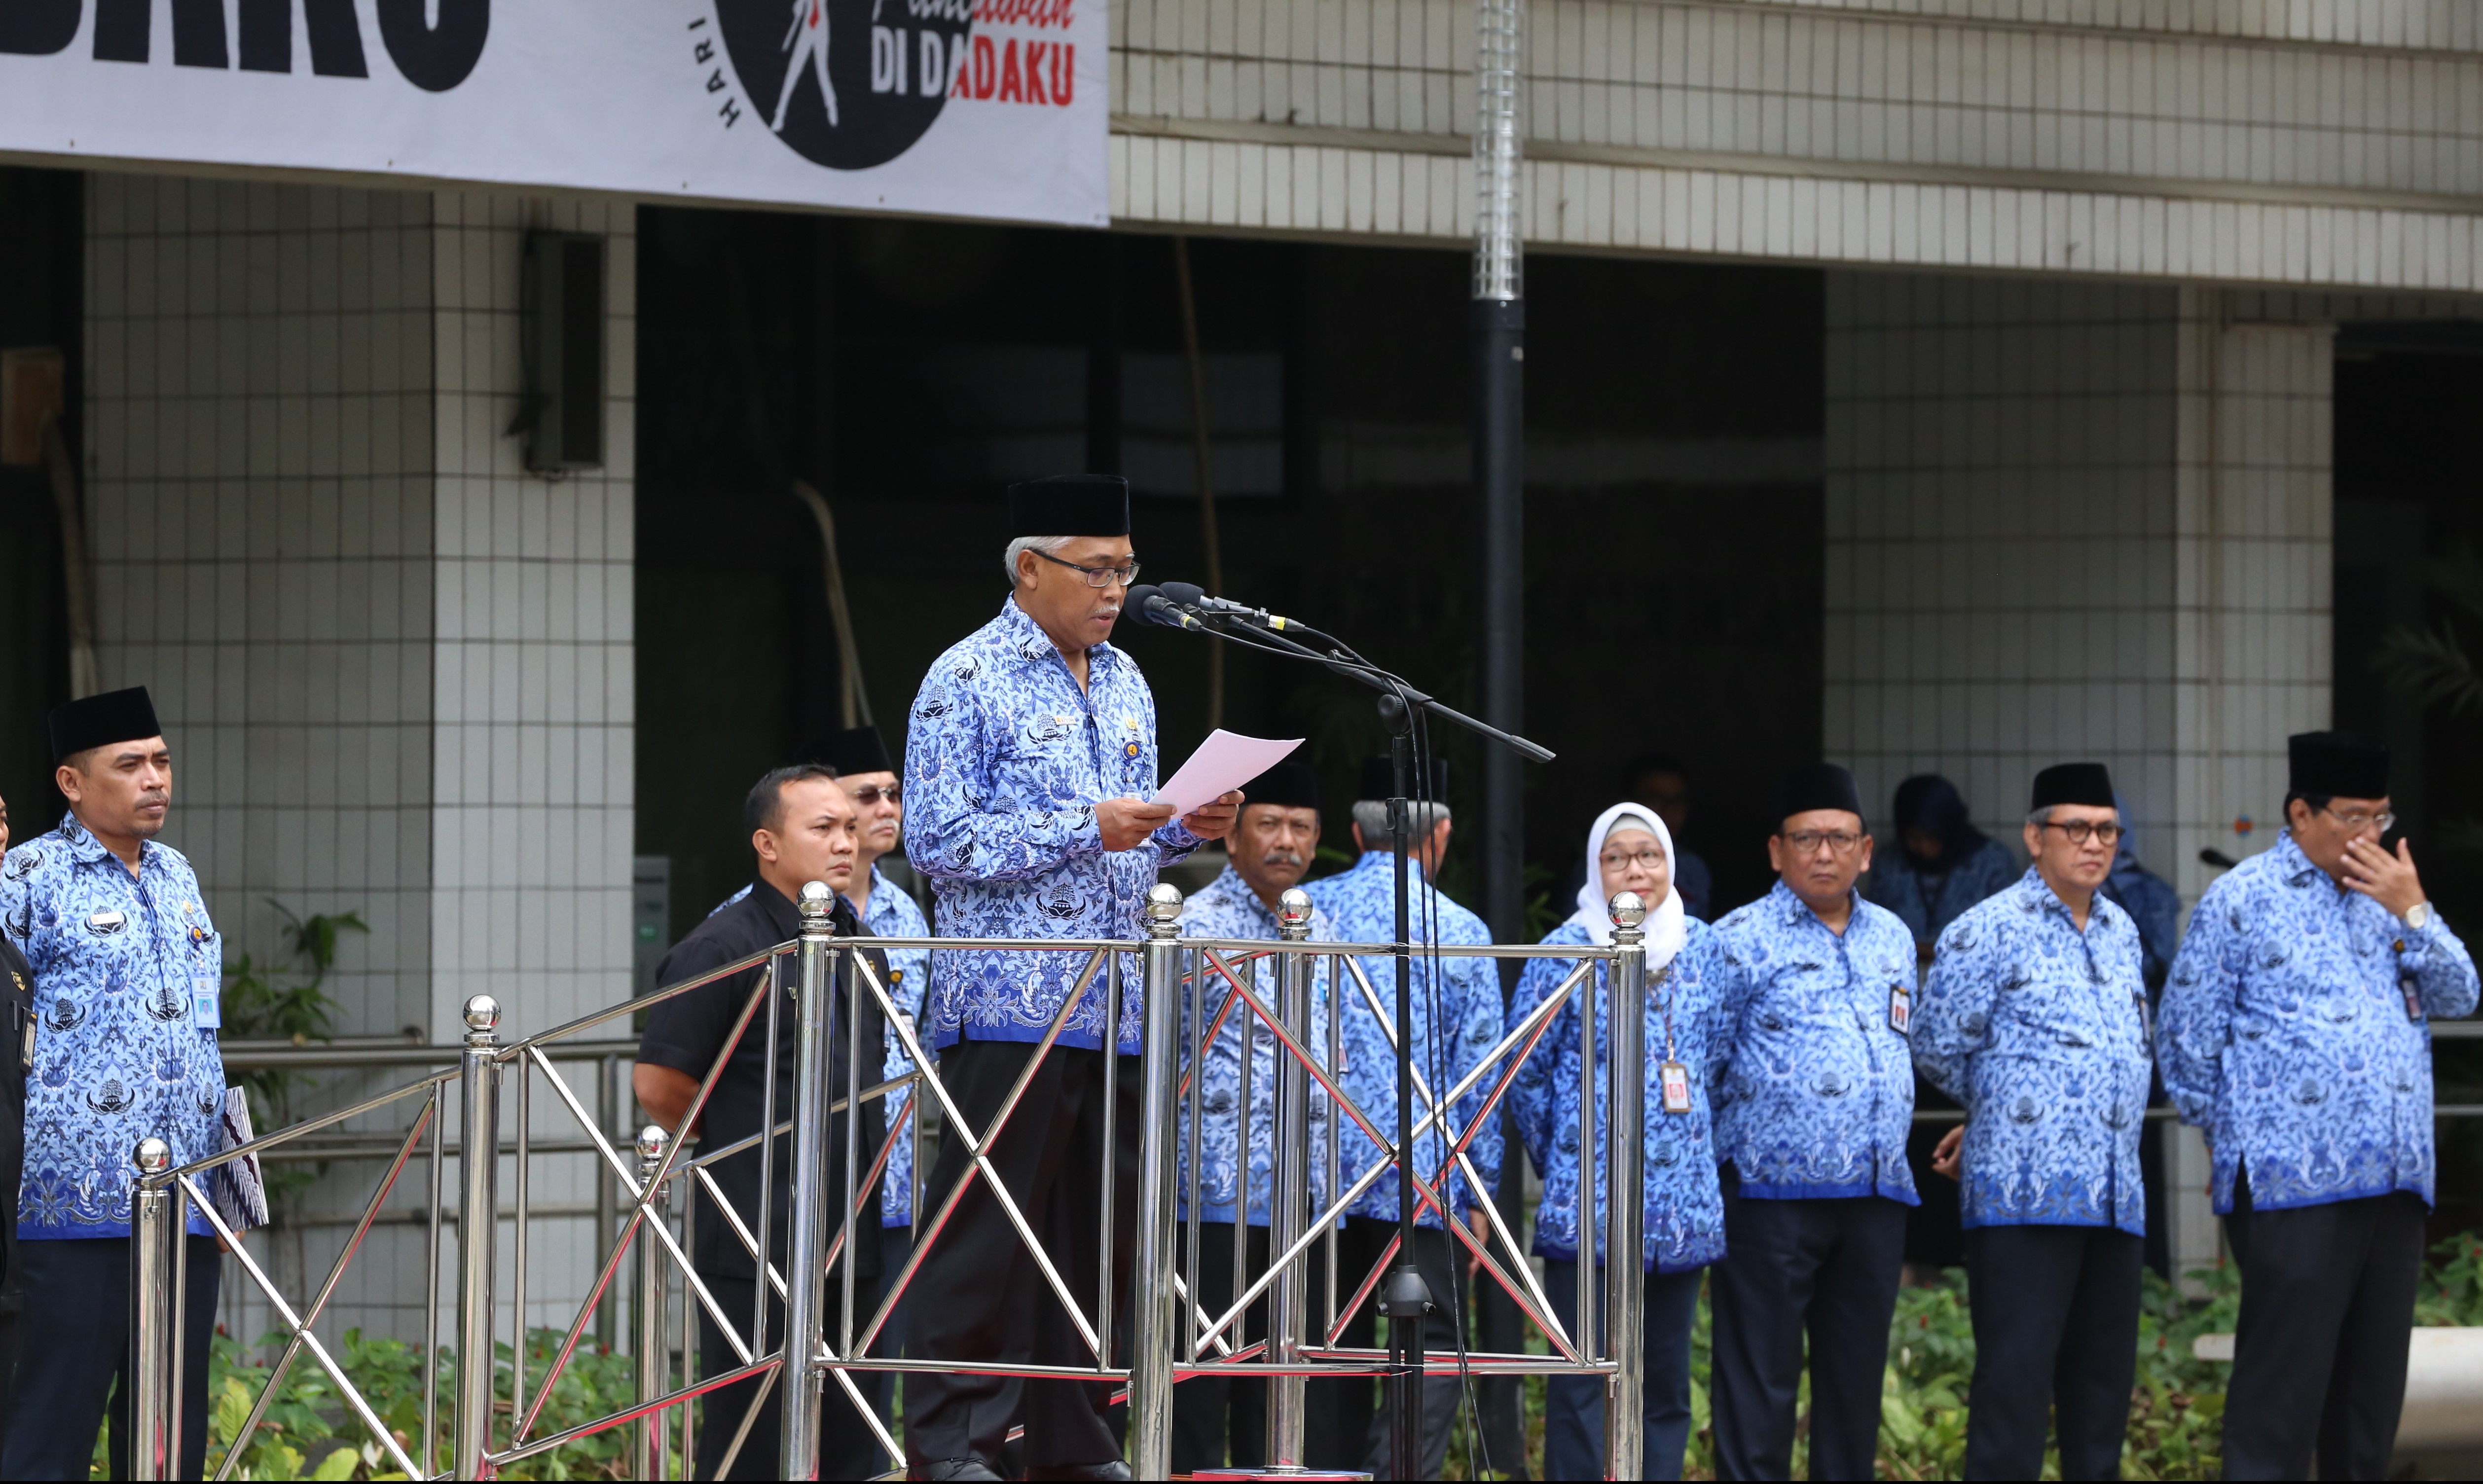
[1277,887,1314,934]
[1608,890,1647,930]
[133,1136,172,1174]
[462,994,502,1035]
[1145,881,1184,926]
[636,1124,669,1163]
[799,879,835,920]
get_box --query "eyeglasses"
[1031,548,1142,588]
[2322,805,2396,833]
[846,784,901,807]
[1783,830,1866,855]
[2039,819,2126,846]
[1599,848,1667,871]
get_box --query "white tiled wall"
[82,175,637,1345]
[1820,269,2352,1280]
[1108,0,2483,290]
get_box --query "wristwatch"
[2404,901,2433,931]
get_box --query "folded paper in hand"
[1155,730,1304,819]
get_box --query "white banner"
[0,0,1106,226]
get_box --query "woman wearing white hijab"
[1507,803,1728,1481]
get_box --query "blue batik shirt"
[1300,852,1503,1229]
[2158,832,2478,1214]
[1710,881,1920,1204]
[904,597,1200,1056]
[1868,837,2021,953]
[1508,918,1728,1274]
[1177,866,1335,1225]
[2,814,225,1239]
[1914,869,2152,1234]
[709,865,932,1227]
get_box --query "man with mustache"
[1171,757,1335,1474]
[0,688,227,1479]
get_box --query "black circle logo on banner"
[712,0,972,170]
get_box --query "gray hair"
[1351,798,1451,848]
[1004,534,1076,586]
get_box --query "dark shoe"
[1024,1464,1132,1482]
[913,1461,1005,1482]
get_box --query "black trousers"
[1708,1178,1907,1482]
[1171,1222,1270,1475]
[1961,1224,2142,1480]
[868,1224,913,1435]
[694,1272,887,1480]
[1306,1217,1466,1480]
[0,1235,220,1481]
[904,1041,1139,1472]
[2222,1175,2427,1482]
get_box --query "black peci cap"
[1359,756,1449,803]
[1008,474,1131,539]
[48,686,162,764]
[1245,757,1320,811]
[1776,762,1863,827]
[2289,731,2389,800]
[2030,762,2116,812]
[803,725,893,778]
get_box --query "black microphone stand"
[1167,604,1549,1481]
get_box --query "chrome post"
[637,1125,672,1482]
[1127,883,1187,1481]
[1266,891,1315,1468]
[779,881,839,1481]
[454,994,503,1481]
[128,1137,176,1483]
[1604,893,1648,1481]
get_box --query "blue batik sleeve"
[2158,880,2239,1129]
[1506,951,1569,1176]
[1912,915,1992,1105]
[1455,951,1505,1207]
[905,677,1102,884]
[2404,914,2481,1020]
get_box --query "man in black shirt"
[635,764,890,1480]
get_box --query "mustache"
[1258,849,1305,869]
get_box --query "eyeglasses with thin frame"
[1782,830,1867,855]
[2038,819,2126,846]
[1599,847,1668,871]
[1031,548,1142,588]
[846,784,901,807]
[2321,804,2396,834]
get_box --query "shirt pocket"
[996,713,1097,808]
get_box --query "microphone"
[1124,584,1202,631]
[1160,581,1270,621]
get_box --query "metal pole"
[779,881,839,1480]
[598,1052,619,1354]
[1266,892,1315,1468]
[1474,0,1531,1454]
[1384,724,1429,1484]
[637,1125,672,1483]
[128,1137,176,1483]
[1126,883,1188,1480]
[454,995,503,1481]
[1604,893,1648,1482]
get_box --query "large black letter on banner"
[0,0,78,56]
[239,0,369,75]
[93,0,226,65]
[377,0,487,91]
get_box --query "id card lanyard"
[1653,965,1691,1115]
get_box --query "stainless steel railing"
[127,880,1659,1481]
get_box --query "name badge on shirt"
[87,909,127,935]
[2402,973,2424,1023]
[1660,1060,1692,1115]
[192,977,221,1030]
[1889,982,1912,1036]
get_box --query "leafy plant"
[224,902,366,1122]
[2373,541,2483,851]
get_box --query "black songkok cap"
[2289,731,2390,799]
[1359,756,1450,802]
[1777,762,1863,827]
[1008,474,1131,539]
[2030,762,2117,813]
[803,725,893,777]
[48,686,162,764]
[1245,758,1319,811]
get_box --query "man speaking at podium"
[901,474,1241,1482]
